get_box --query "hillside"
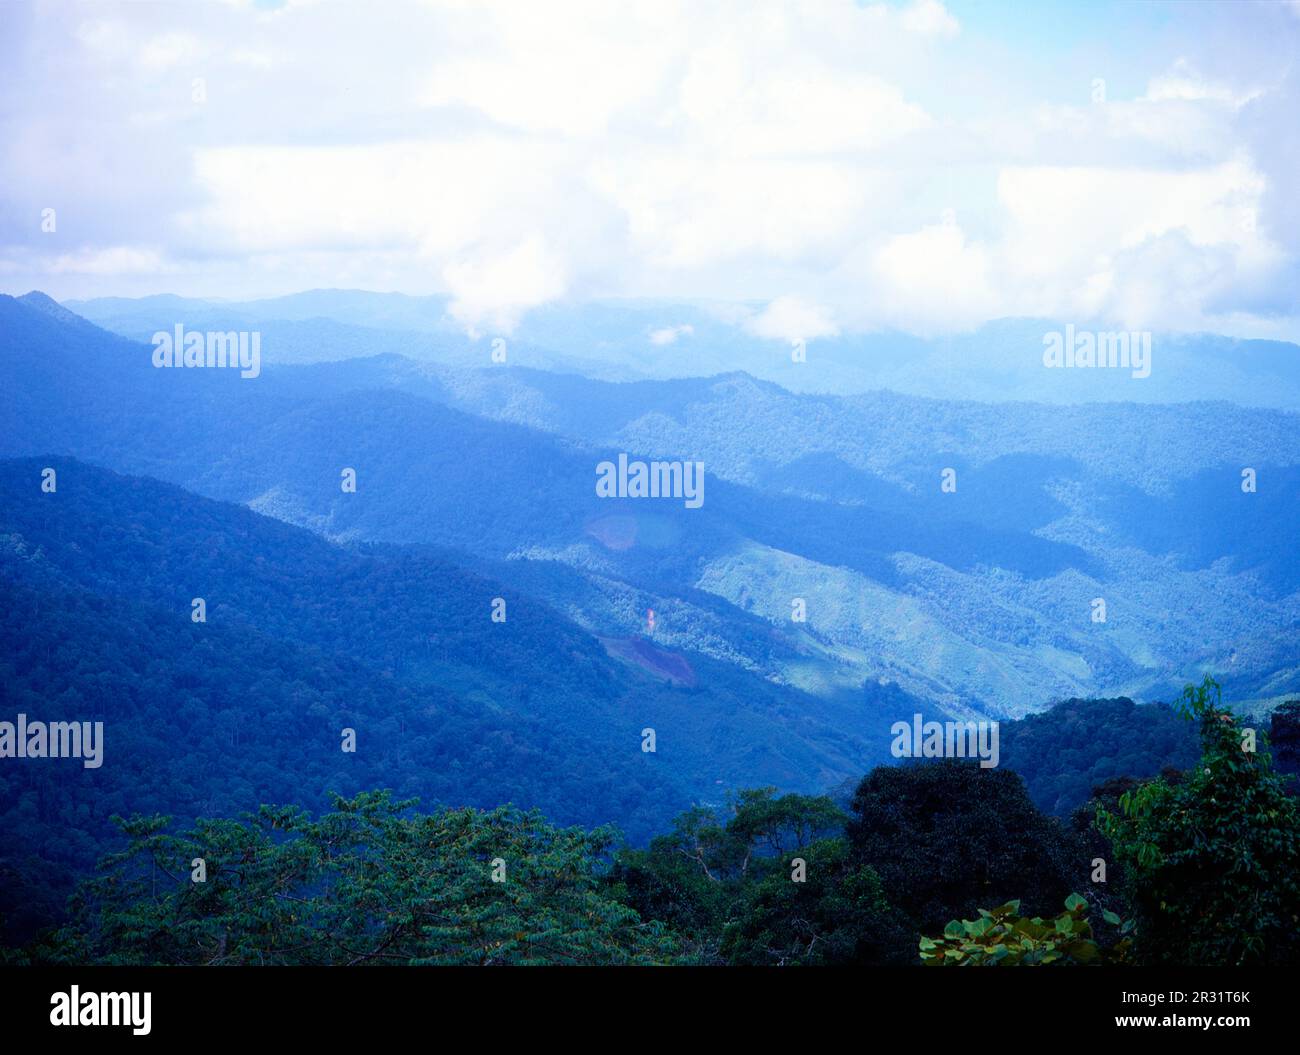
[2,453,920,941]
[3,294,1297,718]
[67,290,1300,408]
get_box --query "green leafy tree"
[846,760,1084,934]
[919,894,1132,966]
[1270,699,1300,785]
[721,838,913,965]
[609,788,889,963]
[27,791,681,966]
[1098,676,1300,966]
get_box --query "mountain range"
[65,289,1300,408]
[5,290,1297,724]
[3,286,1298,937]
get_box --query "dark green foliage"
[1098,677,1300,965]
[611,788,908,964]
[9,731,1299,967]
[1067,772,1183,927]
[1270,699,1300,786]
[846,760,1085,935]
[24,792,679,966]
[720,837,914,965]
[0,562,681,944]
[610,789,841,955]
[1000,696,1199,816]
[0,456,875,941]
[919,894,1133,966]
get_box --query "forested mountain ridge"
[1,452,1239,949]
[3,293,1296,718]
[11,684,1298,965]
[66,289,1300,409]
[1,454,914,938]
[3,295,1297,963]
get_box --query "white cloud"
[421,3,677,137]
[47,247,169,276]
[591,156,878,270]
[675,46,931,156]
[898,0,960,37]
[442,237,568,335]
[869,222,995,331]
[139,32,202,72]
[5,0,1299,339]
[649,324,694,345]
[994,160,1271,326]
[745,295,838,341]
[1143,59,1262,107]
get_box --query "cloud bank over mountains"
[2,0,1299,341]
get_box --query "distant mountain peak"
[706,370,785,396]
[17,291,97,330]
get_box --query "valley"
[4,290,1298,726]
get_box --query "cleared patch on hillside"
[599,635,697,687]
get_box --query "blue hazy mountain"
[4,291,1298,723]
[66,289,1300,408]
[1,451,924,930]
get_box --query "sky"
[1,0,1298,340]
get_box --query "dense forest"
[5,0,1300,995]
[3,297,1299,969]
[6,677,1297,966]
[7,292,1300,723]
[0,458,1238,948]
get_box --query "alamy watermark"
[151,324,261,378]
[0,714,103,768]
[595,453,704,508]
[890,713,1000,768]
[50,986,150,1035]
[1042,325,1151,379]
